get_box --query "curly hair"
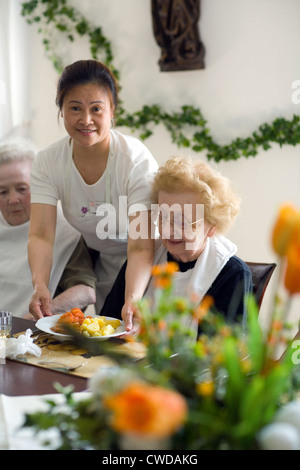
[0,139,37,166]
[152,156,241,234]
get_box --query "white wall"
[14,0,300,332]
[0,0,31,137]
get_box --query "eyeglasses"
[155,210,204,238]
[159,211,203,227]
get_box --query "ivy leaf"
[21,0,300,163]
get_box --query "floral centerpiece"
[23,204,300,450]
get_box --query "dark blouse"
[100,254,253,328]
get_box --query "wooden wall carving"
[151,0,205,71]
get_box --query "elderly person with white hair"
[0,139,96,318]
[101,156,252,333]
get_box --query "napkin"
[5,329,41,359]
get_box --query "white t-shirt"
[30,129,158,311]
[145,236,237,304]
[0,206,80,317]
[143,236,237,335]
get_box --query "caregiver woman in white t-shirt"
[28,60,158,331]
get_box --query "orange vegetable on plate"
[51,308,85,334]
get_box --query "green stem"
[283,294,293,325]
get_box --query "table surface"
[0,317,88,396]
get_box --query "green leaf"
[20,0,300,163]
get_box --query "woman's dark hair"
[56,60,119,110]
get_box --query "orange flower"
[271,204,300,256]
[271,320,283,331]
[284,241,300,295]
[152,262,178,277]
[152,265,162,277]
[158,319,167,330]
[163,261,178,274]
[154,276,172,289]
[104,382,187,438]
[193,296,214,322]
[152,262,179,289]
[267,334,277,347]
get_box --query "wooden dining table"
[0,316,88,396]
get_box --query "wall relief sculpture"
[151,0,205,71]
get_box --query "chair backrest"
[245,262,277,309]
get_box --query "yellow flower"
[196,381,214,397]
[211,352,225,367]
[271,204,300,257]
[104,382,187,438]
[240,357,252,374]
[219,326,232,337]
[174,298,188,312]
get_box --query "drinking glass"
[0,311,12,338]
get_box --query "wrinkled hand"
[29,285,52,320]
[23,312,35,321]
[121,299,141,336]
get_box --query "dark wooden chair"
[246,262,277,309]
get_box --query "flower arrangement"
[23,204,300,450]
[263,203,300,361]
[271,203,300,301]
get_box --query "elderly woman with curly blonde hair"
[101,156,252,332]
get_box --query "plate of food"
[35,308,125,341]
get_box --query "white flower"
[257,423,300,450]
[88,366,139,400]
[274,401,300,434]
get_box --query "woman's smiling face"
[157,190,215,263]
[61,82,114,151]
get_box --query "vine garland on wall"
[21,0,300,162]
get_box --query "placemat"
[11,331,146,378]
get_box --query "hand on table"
[29,285,52,320]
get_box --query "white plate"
[35,314,125,341]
